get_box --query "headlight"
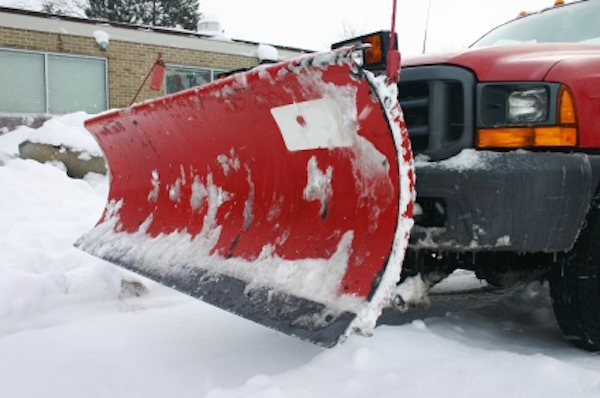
[477,83,578,148]
[507,87,548,123]
[479,83,553,126]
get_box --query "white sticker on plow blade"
[270,98,355,151]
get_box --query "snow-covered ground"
[1,114,599,398]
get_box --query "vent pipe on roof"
[198,20,222,34]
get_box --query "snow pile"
[0,156,120,337]
[0,112,102,157]
[0,114,136,338]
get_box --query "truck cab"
[335,0,600,351]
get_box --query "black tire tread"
[550,198,600,351]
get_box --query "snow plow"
[76,46,414,347]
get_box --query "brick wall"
[0,26,259,109]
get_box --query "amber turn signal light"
[364,34,383,65]
[559,85,577,124]
[477,126,576,148]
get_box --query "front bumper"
[410,150,600,252]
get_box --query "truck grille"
[399,66,476,161]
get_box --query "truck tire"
[550,197,600,351]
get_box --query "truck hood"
[402,43,600,81]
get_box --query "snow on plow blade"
[76,48,414,347]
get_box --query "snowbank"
[0,112,102,157]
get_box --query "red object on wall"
[149,60,165,91]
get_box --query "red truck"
[335,0,600,351]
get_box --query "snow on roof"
[257,43,279,63]
[0,6,312,60]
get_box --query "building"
[0,6,309,123]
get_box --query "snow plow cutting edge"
[76,47,414,347]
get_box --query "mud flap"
[76,48,414,347]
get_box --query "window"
[165,65,228,94]
[0,51,45,113]
[47,55,108,114]
[0,49,108,114]
[472,1,600,48]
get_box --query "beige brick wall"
[0,26,260,109]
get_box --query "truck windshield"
[471,1,600,48]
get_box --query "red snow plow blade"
[76,48,414,347]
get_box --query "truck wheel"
[550,197,600,351]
